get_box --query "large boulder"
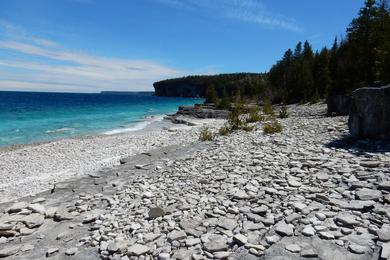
[327,94,351,116]
[348,85,390,139]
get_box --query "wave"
[46,127,75,134]
[103,115,164,135]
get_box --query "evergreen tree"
[301,41,315,100]
[294,42,303,58]
[377,0,390,82]
[218,88,231,110]
[205,84,218,105]
[313,47,331,97]
[347,0,378,84]
[329,37,339,93]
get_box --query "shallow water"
[0,91,201,147]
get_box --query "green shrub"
[199,127,214,141]
[228,108,243,130]
[309,89,321,104]
[262,99,275,116]
[205,84,219,105]
[228,91,245,130]
[278,103,289,118]
[217,88,231,110]
[233,90,244,113]
[242,123,255,132]
[247,106,262,123]
[263,119,282,134]
[219,125,231,136]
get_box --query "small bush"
[199,127,214,141]
[247,106,262,123]
[242,123,255,132]
[228,92,245,130]
[219,125,231,136]
[217,88,231,110]
[279,103,289,118]
[205,84,218,105]
[228,109,243,130]
[262,100,275,116]
[309,89,321,104]
[263,119,283,134]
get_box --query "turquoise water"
[0,91,202,148]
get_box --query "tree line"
[158,0,390,105]
[268,0,390,103]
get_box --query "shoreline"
[0,114,170,153]
[0,115,225,203]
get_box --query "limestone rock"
[335,213,359,227]
[233,234,248,246]
[203,235,228,252]
[285,244,301,253]
[381,242,390,259]
[348,85,390,139]
[379,181,390,191]
[0,245,20,258]
[46,247,59,257]
[275,221,294,236]
[54,209,74,221]
[167,230,187,242]
[377,225,390,242]
[65,247,78,256]
[8,202,27,213]
[127,244,150,256]
[27,203,46,215]
[355,188,382,201]
[148,207,165,219]
[300,247,318,258]
[348,243,367,254]
[217,217,237,230]
[20,213,44,228]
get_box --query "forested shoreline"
[154,0,390,105]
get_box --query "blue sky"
[0,0,364,92]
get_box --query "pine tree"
[313,47,331,97]
[294,42,303,58]
[347,0,383,84]
[205,84,218,105]
[377,0,390,82]
[301,41,315,100]
[329,37,339,94]
[218,88,231,110]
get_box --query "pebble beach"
[0,118,224,203]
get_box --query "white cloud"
[0,37,185,92]
[156,0,302,32]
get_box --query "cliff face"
[153,82,206,97]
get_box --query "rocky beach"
[0,118,224,203]
[0,103,389,259]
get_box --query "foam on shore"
[103,115,165,135]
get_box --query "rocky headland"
[1,103,390,259]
